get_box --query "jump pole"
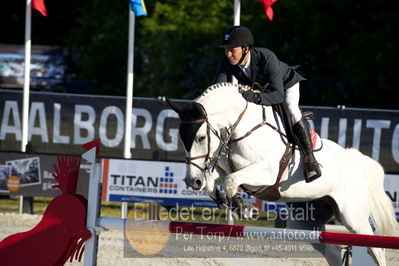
[97,217,399,250]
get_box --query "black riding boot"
[293,118,321,182]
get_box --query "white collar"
[239,51,251,69]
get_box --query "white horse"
[166,82,399,266]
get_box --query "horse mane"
[197,82,251,100]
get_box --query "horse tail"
[349,148,399,236]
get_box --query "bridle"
[182,102,288,175]
[180,116,219,173]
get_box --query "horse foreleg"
[223,160,275,198]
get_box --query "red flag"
[258,0,278,21]
[32,0,47,16]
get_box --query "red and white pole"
[98,218,399,250]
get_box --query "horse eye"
[198,136,206,142]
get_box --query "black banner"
[1,90,399,173]
[0,90,182,161]
[304,106,399,173]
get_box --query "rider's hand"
[242,90,261,104]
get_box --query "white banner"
[102,159,217,207]
[384,174,399,218]
[102,159,399,219]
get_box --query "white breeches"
[285,83,302,124]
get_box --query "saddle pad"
[310,130,323,151]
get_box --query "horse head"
[165,97,225,193]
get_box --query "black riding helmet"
[220,26,254,48]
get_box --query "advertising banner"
[385,174,399,218]
[1,90,398,173]
[304,106,399,174]
[102,158,217,208]
[102,158,262,208]
[0,90,182,161]
[0,152,89,197]
[1,90,398,204]
[102,159,399,219]
[0,44,66,88]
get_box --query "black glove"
[242,90,261,104]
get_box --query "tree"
[66,0,233,98]
[135,0,234,98]
[247,0,399,108]
[1,0,398,108]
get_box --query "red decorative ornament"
[0,156,91,265]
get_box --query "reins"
[230,108,287,143]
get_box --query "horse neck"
[198,87,248,128]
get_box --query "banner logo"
[159,167,178,194]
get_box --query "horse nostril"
[195,179,202,188]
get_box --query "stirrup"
[304,160,321,183]
[305,169,321,183]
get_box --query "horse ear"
[165,97,188,116]
[165,97,207,121]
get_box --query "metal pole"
[233,0,241,26]
[232,0,241,84]
[22,0,32,152]
[122,7,136,222]
[123,9,136,159]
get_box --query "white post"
[123,9,136,159]
[122,7,136,220]
[83,148,102,266]
[227,208,234,225]
[19,196,24,214]
[121,202,128,219]
[22,0,32,152]
[232,0,240,85]
[233,0,241,26]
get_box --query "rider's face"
[225,47,243,66]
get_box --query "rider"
[213,25,321,182]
